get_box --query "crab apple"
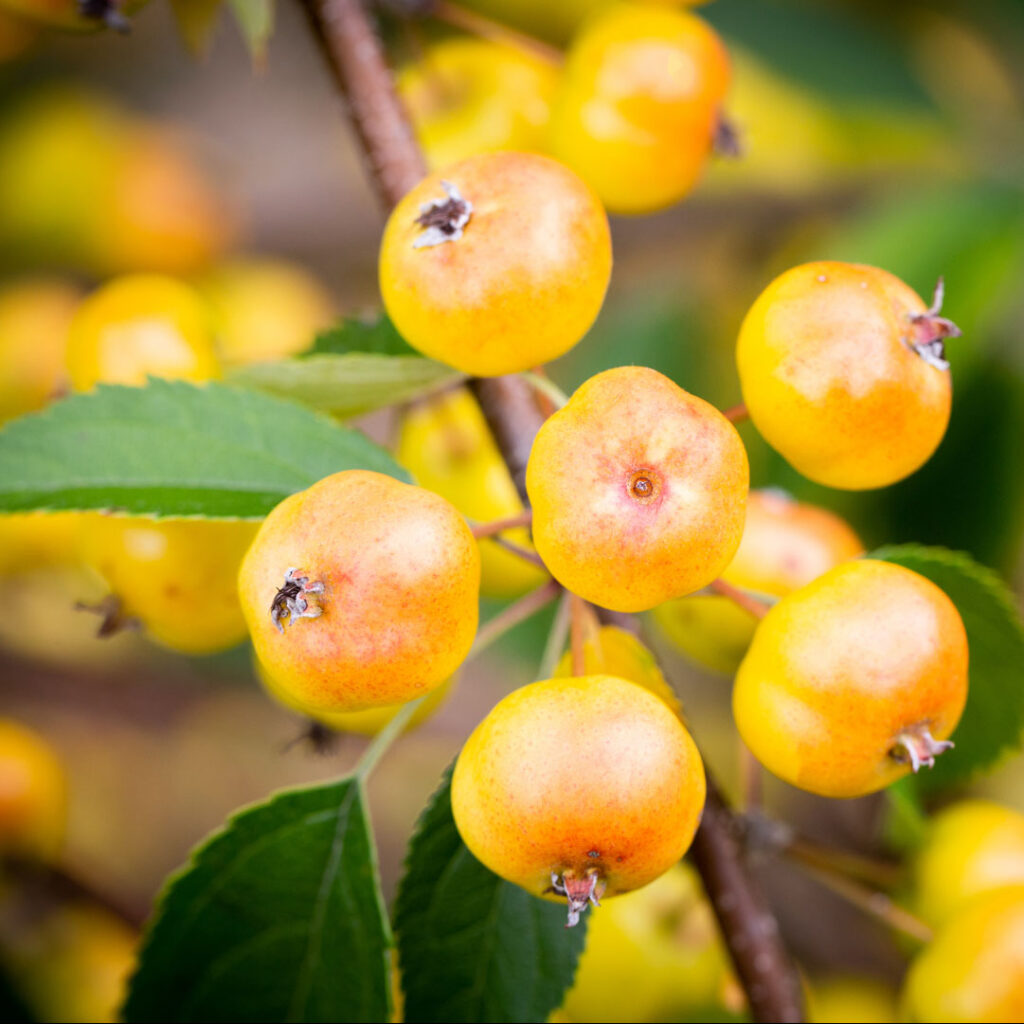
[560,863,735,1023]
[733,559,968,798]
[0,718,67,861]
[79,515,257,655]
[737,261,956,490]
[395,387,548,599]
[451,674,706,926]
[913,800,1024,928]
[397,37,558,172]
[653,489,864,674]
[66,274,220,391]
[378,151,611,376]
[195,257,335,367]
[239,470,479,714]
[902,885,1024,1022]
[526,366,748,613]
[0,277,80,422]
[549,3,731,214]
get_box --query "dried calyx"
[78,0,132,31]
[412,181,473,249]
[890,723,954,772]
[270,568,325,633]
[549,870,605,928]
[907,277,961,371]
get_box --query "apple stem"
[569,593,588,676]
[537,591,573,678]
[520,370,569,411]
[708,577,772,619]
[426,0,564,66]
[470,509,533,539]
[490,533,547,569]
[470,579,562,658]
[721,401,750,424]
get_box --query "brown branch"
[299,2,804,1019]
[691,778,805,1022]
[299,0,426,207]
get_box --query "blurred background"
[1,0,1023,1020]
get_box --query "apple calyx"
[412,180,472,249]
[549,870,604,928]
[890,723,954,772]
[907,277,960,371]
[270,567,325,633]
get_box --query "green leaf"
[123,778,392,1023]
[869,545,1024,791]
[313,315,419,357]
[227,0,274,64]
[229,354,463,419]
[170,0,223,57]
[394,768,586,1024]
[0,379,409,518]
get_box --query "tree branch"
[297,2,805,1019]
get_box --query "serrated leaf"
[313,315,419,358]
[228,0,274,64]
[170,0,223,57]
[870,545,1024,791]
[0,379,409,518]
[123,778,391,1023]
[394,768,586,1024]
[228,354,463,419]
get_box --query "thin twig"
[783,835,905,894]
[470,509,533,539]
[430,0,562,64]
[538,591,572,679]
[569,592,587,676]
[787,855,932,944]
[490,533,547,569]
[470,579,562,658]
[722,402,749,424]
[709,577,772,619]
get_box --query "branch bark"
[298,2,805,1019]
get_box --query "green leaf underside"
[313,315,418,358]
[123,778,391,1024]
[395,768,586,1024]
[870,545,1024,791]
[0,379,409,518]
[229,354,463,419]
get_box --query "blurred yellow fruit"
[0,719,66,861]
[8,903,138,1023]
[0,277,80,421]
[67,274,220,391]
[257,656,456,737]
[456,0,701,44]
[79,515,257,655]
[653,489,863,674]
[396,388,549,598]
[196,258,336,367]
[913,800,1024,929]
[0,88,230,275]
[807,976,898,1023]
[902,885,1024,1022]
[560,862,733,1022]
[553,623,682,720]
[397,37,558,171]
[0,512,82,576]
